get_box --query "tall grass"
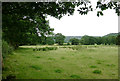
[2,45,118,79]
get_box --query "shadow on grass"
[70,74,81,79]
[30,65,42,70]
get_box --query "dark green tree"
[69,38,79,45]
[116,35,120,45]
[55,33,65,45]
[46,37,55,45]
[67,42,70,45]
[101,36,117,45]
[80,35,96,45]
[2,2,79,48]
[95,37,102,45]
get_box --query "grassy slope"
[2,45,118,79]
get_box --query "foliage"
[69,38,79,45]
[2,2,79,48]
[2,40,13,58]
[90,65,97,68]
[96,1,120,16]
[2,13,53,48]
[116,35,120,45]
[2,2,120,48]
[33,47,58,51]
[80,35,117,45]
[71,45,86,50]
[93,70,102,74]
[67,42,70,45]
[65,36,82,43]
[80,35,97,45]
[55,33,65,45]
[105,33,118,37]
[46,37,54,45]
[101,36,117,45]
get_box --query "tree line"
[70,34,120,45]
[19,33,120,46]
[69,35,120,45]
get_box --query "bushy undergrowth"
[59,45,86,50]
[2,40,13,58]
[71,45,86,50]
[33,47,58,51]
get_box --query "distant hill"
[64,36,82,43]
[104,33,118,37]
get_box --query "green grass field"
[2,45,118,79]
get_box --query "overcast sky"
[47,1,118,36]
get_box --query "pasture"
[2,45,118,79]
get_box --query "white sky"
[47,1,118,36]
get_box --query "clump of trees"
[69,38,79,45]
[55,33,65,45]
[67,34,119,45]
[80,35,96,45]
[80,35,118,45]
[46,37,55,45]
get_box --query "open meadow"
[2,45,118,79]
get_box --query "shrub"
[67,42,70,45]
[62,46,67,48]
[71,45,85,50]
[68,47,72,49]
[93,70,101,74]
[6,74,16,79]
[47,47,53,50]
[42,48,47,51]
[2,40,13,58]
[97,62,101,64]
[55,69,62,73]
[36,56,40,58]
[90,65,97,68]
[61,57,65,59]
[33,47,58,51]
[54,47,57,50]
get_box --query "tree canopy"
[79,35,117,45]
[2,1,120,48]
[55,33,65,45]
[69,38,79,45]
